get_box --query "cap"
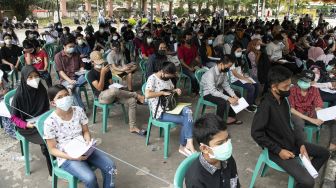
[90,51,105,65]
[298,70,315,82]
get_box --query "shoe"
[245,106,256,113]
[252,104,258,108]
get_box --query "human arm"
[90,65,110,91]
[290,108,323,126]
[202,71,234,100]
[145,76,171,99]
[10,115,28,129]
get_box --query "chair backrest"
[4,89,16,112]
[194,68,208,97]
[173,152,200,188]
[53,63,60,80]
[19,54,25,67]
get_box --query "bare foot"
[226,117,236,124]
[329,143,336,151]
[129,127,140,133]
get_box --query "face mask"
[328,39,333,45]
[55,96,73,111]
[198,35,203,40]
[66,47,75,54]
[138,33,143,37]
[208,139,233,161]
[326,65,334,72]
[235,52,242,58]
[4,39,11,45]
[95,64,103,69]
[147,38,153,44]
[77,40,84,46]
[277,89,290,98]
[231,29,235,32]
[292,36,297,40]
[99,29,104,33]
[267,31,272,35]
[7,31,12,35]
[28,34,34,39]
[297,80,311,90]
[112,36,118,40]
[158,50,166,56]
[170,36,174,41]
[255,45,261,50]
[63,31,67,35]
[208,39,213,45]
[27,78,40,88]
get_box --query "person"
[178,31,201,94]
[140,34,155,59]
[10,65,52,175]
[247,38,262,81]
[107,41,137,91]
[230,44,258,112]
[87,51,146,136]
[0,69,15,138]
[251,65,330,188]
[5,27,19,45]
[185,114,240,188]
[201,55,242,125]
[145,40,168,79]
[94,24,109,47]
[43,23,58,44]
[0,34,22,73]
[75,33,91,58]
[54,35,87,109]
[44,84,117,188]
[145,61,196,156]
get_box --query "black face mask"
[157,50,166,56]
[161,76,170,81]
[221,68,230,73]
[277,89,290,98]
[185,39,192,45]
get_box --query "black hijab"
[12,65,49,120]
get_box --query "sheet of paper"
[166,103,192,115]
[174,43,178,52]
[230,97,249,114]
[64,136,96,159]
[238,78,256,84]
[26,114,43,124]
[312,82,332,89]
[75,70,87,76]
[320,88,336,94]
[208,57,221,61]
[7,70,14,76]
[299,154,318,178]
[82,58,91,63]
[109,83,126,89]
[0,100,11,118]
[316,106,336,121]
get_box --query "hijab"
[12,65,49,120]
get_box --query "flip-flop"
[131,129,147,137]
[227,119,243,125]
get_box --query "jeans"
[269,142,329,188]
[159,107,193,146]
[62,75,87,109]
[39,71,52,87]
[182,67,199,93]
[61,149,116,188]
[232,80,259,105]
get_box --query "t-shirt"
[229,66,243,83]
[146,74,174,119]
[266,42,284,62]
[0,45,23,66]
[24,49,48,70]
[177,44,198,65]
[54,51,84,81]
[43,106,89,167]
[87,69,112,98]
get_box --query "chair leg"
[19,140,24,156]
[163,125,170,160]
[145,119,152,146]
[316,129,320,144]
[92,105,97,124]
[159,127,163,137]
[102,105,108,133]
[305,129,313,143]
[22,138,30,175]
[68,177,78,188]
[201,104,206,115]
[83,90,90,109]
[52,173,58,188]
[249,155,265,188]
[121,104,128,124]
[260,164,270,177]
[287,176,295,188]
[193,100,201,121]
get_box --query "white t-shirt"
[146,74,174,119]
[229,66,243,83]
[43,106,89,166]
[266,42,285,61]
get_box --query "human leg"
[232,81,255,105]
[40,144,52,176]
[203,94,236,122]
[304,142,330,171]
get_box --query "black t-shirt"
[185,156,240,188]
[87,69,112,98]
[0,45,23,65]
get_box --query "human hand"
[228,97,239,106]
[309,118,324,126]
[300,145,309,160]
[101,65,110,75]
[161,91,171,96]
[175,88,182,95]
[69,80,77,85]
[9,64,14,70]
[26,122,35,129]
[279,149,295,160]
[74,155,89,161]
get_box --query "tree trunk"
[188,0,192,14]
[127,0,132,10]
[198,3,202,15]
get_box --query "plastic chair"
[43,43,62,73]
[142,83,178,159]
[4,89,31,175]
[193,69,229,122]
[176,65,192,95]
[19,54,25,67]
[139,59,147,83]
[36,110,96,188]
[173,152,200,188]
[85,72,128,133]
[249,148,295,188]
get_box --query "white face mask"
[99,29,104,33]
[235,52,242,58]
[77,40,84,45]
[4,39,11,45]
[328,39,333,45]
[208,139,233,161]
[55,96,73,111]
[27,78,40,89]
[255,45,261,50]
[147,38,153,44]
[112,36,118,40]
[63,31,67,35]
[94,64,103,69]
[170,36,174,41]
[208,39,213,45]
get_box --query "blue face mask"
[326,65,334,72]
[208,139,233,161]
[297,80,311,90]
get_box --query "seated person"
[251,66,330,188]
[289,70,336,151]
[140,34,155,59]
[200,55,242,125]
[145,61,196,156]
[0,69,15,138]
[44,84,117,188]
[0,34,22,72]
[145,40,168,79]
[107,41,137,91]
[24,39,52,87]
[54,35,87,109]
[87,51,146,136]
[75,33,92,58]
[178,31,201,94]
[230,44,259,112]
[185,114,240,188]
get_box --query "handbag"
[154,90,178,118]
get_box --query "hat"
[298,70,315,82]
[90,51,105,65]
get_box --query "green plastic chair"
[36,110,94,188]
[85,72,128,133]
[19,54,25,67]
[193,69,229,122]
[4,89,31,175]
[249,148,295,188]
[43,43,62,73]
[176,65,192,95]
[142,83,178,159]
[139,59,147,83]
[173,152,200,188]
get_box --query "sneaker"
[245,106,256,113]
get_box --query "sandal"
[131,129,147,137]
[227,119,243,125]
[179,148,193,157]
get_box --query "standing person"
[251,66,330,188]
[0,34,22,75]
[10,65,52,176]
[44,84,117,188]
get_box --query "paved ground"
[0,26,332,188]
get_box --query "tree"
[7,0,49,20]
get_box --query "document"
[81,58,91,63]
[316,106,336,121]
[0,100,11,118]
[299,154,318,178]
[239,78,256,84]
[230,98,249,114]
[166,103,192,115]
[109,83,126,89]
[64,136,97,159]
[75,70,87,76]
[26,114,43,124]
[320,88,336,94]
